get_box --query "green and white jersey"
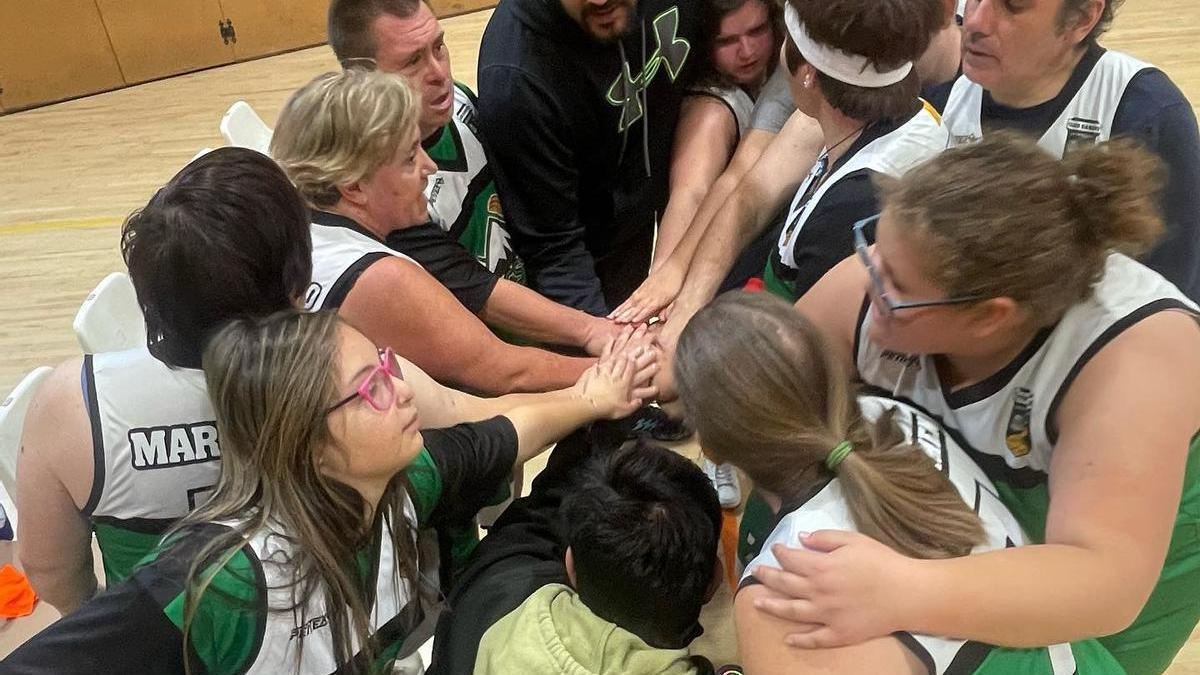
[740,395,1124,674]
[423,82,523,283]
[84,346,220,585]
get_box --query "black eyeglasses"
[853,215,986,315]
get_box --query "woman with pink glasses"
[4,310,654,675]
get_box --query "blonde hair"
[882,131,1164,326]
[674,292,985,560]
[271,69,421,207]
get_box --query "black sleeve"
[419,416,519,529]
[385,224,501,315]
[1113,69,1200,302]
[0,581,189,674]
[788,171,880,298]
[477,65,609,316]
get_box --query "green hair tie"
[825,441,854,472]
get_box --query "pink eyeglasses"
[326,347,404,414]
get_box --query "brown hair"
[694,0,784,90]
[328,0,424,64]
[176,311,422,674]
[881,131,1164,326]
[1059,0,1123,47]
[788,0,944,121]
[674,292,986,560]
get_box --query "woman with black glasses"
[759,132,1200,675]
[3,311,654,675]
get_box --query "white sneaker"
[704,458,742,509]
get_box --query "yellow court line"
[0,216,123,236]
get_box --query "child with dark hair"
[430,434,722,674]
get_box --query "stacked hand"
[574,325,659,419]
[608,259,686,325]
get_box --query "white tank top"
[694,84,755,140]
[741,395,1079,674]
[84,346,220,523]
[776,103,948,270]
[942,50,1150,156]
[856,254,1197,479]
[305,214,422,311]
[236,503,431,675]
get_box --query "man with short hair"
[930,0,1200,299]
[477,0,705,315]
[327,0,620,352]
[430,436,722,674]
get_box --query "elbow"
[20,556,94,616]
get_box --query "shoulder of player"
[1115,67,1194,131]
[20,355,91,470]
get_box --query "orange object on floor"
[0,564,39,618]
[721,510,740,590]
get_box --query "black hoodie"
[477,0,702,315]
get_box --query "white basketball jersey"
[857,254,1197,478]
[776,103,948,269]
[942,50,1150,156]
[305,214,422,311]
[238,505,431,675]
[425,86,492,232]
[741,395,1078,673]
[85,346,220,523]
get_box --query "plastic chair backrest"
[73,272,147,354]
[0,366,54,506]
[219,101,273,156]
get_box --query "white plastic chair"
[73,272,147,354]
[219,101,273,156]
[0,366,54,523]
[190,147,214,163]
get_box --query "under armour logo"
[606,6,691,132]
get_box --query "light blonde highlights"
[271,68,422,207]
[674,292,985,560]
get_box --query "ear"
[800,63,818,89]
[1061,0,1104,45]
[564,547,577,588]
[963,297,1024,340]
[337,179,370,208]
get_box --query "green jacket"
[474,583,699,675]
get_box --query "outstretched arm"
[340,258,592,395]
[480,279,619,355]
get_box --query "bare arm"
[479,279,618,355]
[609,124,780,324]
[793,253,870,378]
[340,258,592,395]
[16,358,98,615]
[736,585,920,674]
[651,96,740,268]
[666,112,823,330]
[753,311,1200,648]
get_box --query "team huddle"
[6,0,1200,673]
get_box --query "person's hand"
[574,325,658,419]
[609,259,687,324]
[749,530,918,649]
[582,316,625,356]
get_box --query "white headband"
[784,3,913,89]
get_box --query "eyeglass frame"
[326,346,404,414]
[852,214,987,315]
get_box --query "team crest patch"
[486,193,503,218]
[1005,387,1033,458]
[1063,117,1102,156]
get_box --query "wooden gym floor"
[1,3,1199,670]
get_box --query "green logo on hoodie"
[606,6,691,133]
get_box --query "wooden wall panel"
[96,0,234,84]
[0,1,125,110]
[220,0,329,61]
